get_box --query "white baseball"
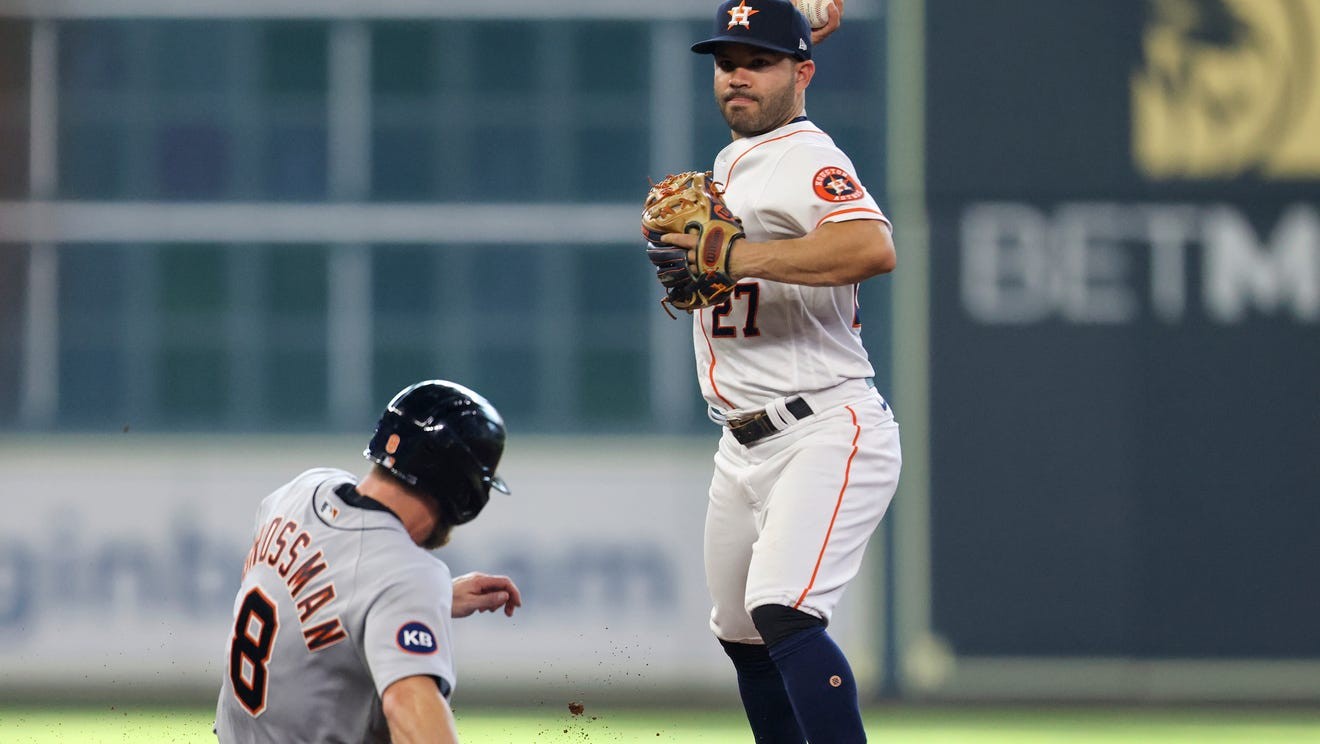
[794,0,832,30]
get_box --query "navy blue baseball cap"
[691,0,813,61]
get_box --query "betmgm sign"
[960,0,1320,329]
[1133,0,1320,179]
[918,0,1320,695]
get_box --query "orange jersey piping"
[699,308,737,410]
[814,207,889,229]
[725,127,821,185]
[793,405,861,609]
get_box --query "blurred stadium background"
[1,0,1319,740]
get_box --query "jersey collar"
[736,114,819,147]
[717,114,822,172]
[335,482,400,519]
[313,478,407,533]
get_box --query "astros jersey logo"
[812,167,864,202]
[727,1,760,29]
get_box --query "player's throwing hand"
[810,0,844,45]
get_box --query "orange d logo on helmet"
[386,433,401,454]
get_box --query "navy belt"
[728,397,814,446]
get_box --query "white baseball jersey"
[697,116,891,416]
[215,468,456,744]
[694,117,902,642]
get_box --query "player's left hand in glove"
[641,171,744,314]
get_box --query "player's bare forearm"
[451,572,522,618]
[725,219,895,286]
[659,220,893,287]
[382,675,460,744]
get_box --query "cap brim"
[489,474,510,494]
[690,36,805,58]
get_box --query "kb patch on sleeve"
[812,167,864,202]
[396,621,439,654]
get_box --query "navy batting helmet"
[365,380,509,525]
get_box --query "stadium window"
[56,244,133,427]
[0,20,30,198]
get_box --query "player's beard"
[720,81,799,138]
[422,524,453,550]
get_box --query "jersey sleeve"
[361,556,457,699]
[754,143,891,237]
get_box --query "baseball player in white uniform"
[651,1,899,741]
[215,380,521,744]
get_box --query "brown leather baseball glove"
[641,171,744,313]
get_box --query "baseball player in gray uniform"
[215,380,520,744]
[649,1,898,742]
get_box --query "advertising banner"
[925,0,1320,666]
[0,435,880,702]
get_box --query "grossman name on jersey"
[241,516,346,652]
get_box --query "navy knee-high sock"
[767,627,866,743]
[719,639,807,744]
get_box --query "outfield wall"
[0,435,883,705]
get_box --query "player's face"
[713,45,812,138]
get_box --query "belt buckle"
[727,408,773,446]
[727,409,766,430]
[726,413,754,429]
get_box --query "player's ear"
[795,59,815,90]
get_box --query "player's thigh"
[704,437,761,642]
[745,400,900,619]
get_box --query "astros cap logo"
[727,0,760,29]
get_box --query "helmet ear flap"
[438,468,492,525]
[414,427,493,525]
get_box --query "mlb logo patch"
[319,500,339,520]
[397,621,438,654]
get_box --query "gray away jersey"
[215,468,456,744]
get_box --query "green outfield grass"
[3,705,1320,743]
